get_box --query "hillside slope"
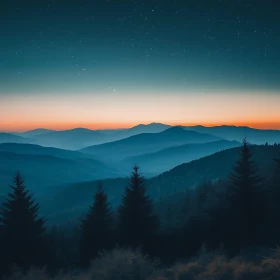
[0,151,120,196]
[122,140,241,174]
[184,125,280,144]
[80,127,221,161]
[45,144,280,224]
[0,133,30,144]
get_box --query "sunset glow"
[1,1,279,133]
[1,91,280,132]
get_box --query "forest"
[0,139,280,279]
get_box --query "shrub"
[88,247,159,280]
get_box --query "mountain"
[122,140,241,175]
[122,122,170,135]
[0,133,29,144]
[31,128,109,150]
[0,143,97,160]
[80,127,222,162]
[6,124,280,150]
[45,144,280,224]
[26,123,170,150]
[18,128,54,138]
[183,125,280,144]
[0,145,121,196]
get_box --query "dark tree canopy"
[227,139,264,249]
[80,182,113,266]
[0,172,45,273]
[118,165,158,249]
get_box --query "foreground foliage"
[4,247,280,280]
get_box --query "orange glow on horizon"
[1,121,280,132]
[1,90,280,132]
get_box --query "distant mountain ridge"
[80,127,221,161]
[8,123,171,150]
[0,143,122,196]
[45,144,280,224]
[0,143,95,160]
[30,128,107,150]
[16,129,54,138]
[122,139,241,175]
[3,123,280,150]
[0,133,29,144]
[183,125,280,144]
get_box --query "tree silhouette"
[227,138,264,249]
[80,182,113,266]
[118,165,158,250]
[0,172,45,273]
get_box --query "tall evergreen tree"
[118,165,158,250]
[0,172,46,273]
[227,138,264,249]
[80,182,113,266]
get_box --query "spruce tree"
[0,172,45,273]
[227,138,264,249]
[80,182,113,266]
[118,165,158,250]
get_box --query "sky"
[0,0,279,131]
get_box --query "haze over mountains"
[0,123,279,182]
[0,143,120,196]
[183,125,280,145]
[44,144,280,224]
[1,122,280,224]
[80,127,221,161]
[5,123,170,150]
[0,133,29,144]
[122,140,241,174]
[2,123,280,150]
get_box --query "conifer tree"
[0,172,45,273]
[80,182,113,266]
[227,138,264,249]
[118,165,158,250]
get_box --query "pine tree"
[0,172,46,273]
[80,182,113,266]
[118,165,158,250]
[227,138,264,249]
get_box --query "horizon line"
[2,121,280,133]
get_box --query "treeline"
[0,139,280,277]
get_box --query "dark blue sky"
[1,0,280,130]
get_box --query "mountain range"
[2,123,280,151]
[80,127,221,161]
[183,125,280,144]
[0,133,29,144]
[43,144,280,224]
[1,122,280,225]
[0,143,121,196]
[121,139,241,174]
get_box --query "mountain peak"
[132,122,168,128]
[161,126,187,134]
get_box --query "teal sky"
[0,0,279,131]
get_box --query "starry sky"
[0,0,280,131]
